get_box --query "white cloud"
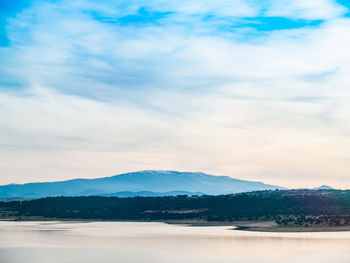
[266,0,347,20]
[145,0,259,17]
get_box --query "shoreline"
[2,217,350,232]
[167,220,350,232]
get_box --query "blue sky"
[1,0,350,188]
[0,0,348,47]
[0,0,348,48]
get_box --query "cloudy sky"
[1,0,350,188]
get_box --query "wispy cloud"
[1,0,350,188]
[266,0,347,20]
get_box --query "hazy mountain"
[313,185,334,190]
[102,191,205,197]
[0,170,286,198]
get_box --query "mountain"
[102,191,205,197]
[313,185,334,190]
[0,170,286,198]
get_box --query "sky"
[1,0,350,188]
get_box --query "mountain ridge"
[0,170,286,198]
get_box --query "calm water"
[1,221,350,263]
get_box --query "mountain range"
[0,170,287,198]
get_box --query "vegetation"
[1,189,350,227]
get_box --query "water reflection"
[0,221,350,263]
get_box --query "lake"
[0,221,350,263]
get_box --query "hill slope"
[0,170,286,198]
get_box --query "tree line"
[1,189,350,226]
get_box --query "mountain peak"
[313,185,334,190]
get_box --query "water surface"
[1,221,350,263]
